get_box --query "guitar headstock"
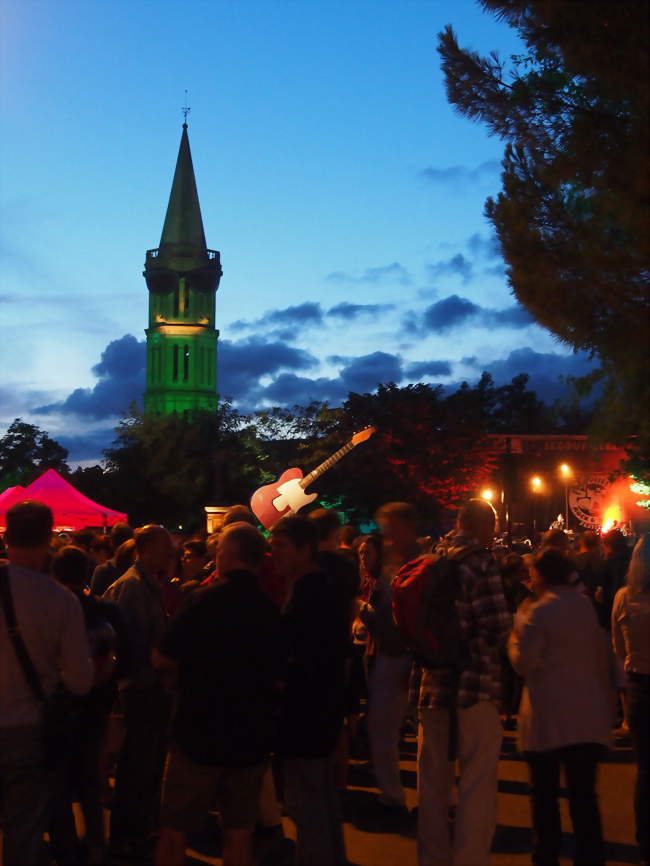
[351,426,376,445]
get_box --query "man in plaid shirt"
[415,498,511,866]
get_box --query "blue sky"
[0,0,592,461]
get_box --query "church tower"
[143,122,221,414]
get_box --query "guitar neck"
[300,440,356,489]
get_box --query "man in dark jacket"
[154,523,285,866]
[271,516,349,866]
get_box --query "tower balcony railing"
[146,248,219,261]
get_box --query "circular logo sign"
[569,475,610,528]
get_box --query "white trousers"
[367,652,412,807]
[417,701,502,866]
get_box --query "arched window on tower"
[173,345,179,381]
[183,344,190,381]
[173,283,180,318]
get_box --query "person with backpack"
[407,498,511,866]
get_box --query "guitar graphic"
[250,427,376,529]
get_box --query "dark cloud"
[427,253,474,285]
[327,302,395,320]
[466,233,501,261]
[424,295,480,332]
[256,373,347,408]
[419,159,500,185]
[36,335,146,420]
[58,428,116,462]
[219,337,318,403]
[230,302,323,334]
[325,262,411,286]
[404,360,452,378]
[476,347,595,402]
[485,306,534,328]
[408,295,534,335]
[340,352,403,393]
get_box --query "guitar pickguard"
[272,478,318,515]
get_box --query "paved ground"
[187,729,639,866]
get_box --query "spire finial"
[182,89,190,127]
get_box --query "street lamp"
[481,488,494,502]
[559,463,573,530]
[530,476,543,532]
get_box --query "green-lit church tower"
[143,122,221,414]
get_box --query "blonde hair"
[627,533,650,595]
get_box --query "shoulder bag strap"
[0,565,47,703]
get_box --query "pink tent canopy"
[0,469,127,531]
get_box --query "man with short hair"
[416,498,512,866]
[366,501,421,811]
[103,524,174,859]
[0,501,93,866]
[271,516,348,866]
[154,523,285,866]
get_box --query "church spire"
[157,123,208,268]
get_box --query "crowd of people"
[0,496,648,866]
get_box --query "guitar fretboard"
[300,440,356,489]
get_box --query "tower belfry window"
[173,285,180,318]
[183,344,190,381]
[173,345,179,381]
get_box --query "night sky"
[0,0,594,462]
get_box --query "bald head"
[217,522,267,575]
[457,498,497,547]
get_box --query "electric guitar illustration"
[250,427,376,529]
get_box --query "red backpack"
[391,547,482,669]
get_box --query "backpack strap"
[0,565,47,703]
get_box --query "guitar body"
[250,468,318,529]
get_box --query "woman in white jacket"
[509,548,615,866]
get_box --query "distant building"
[143,123,221,414]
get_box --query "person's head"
[500,552,528,585]
[603,528,628,557]
[71,528,96,553]
[358,534,382,577]
[457,498,497,548]
[181,539,208,582]
[627,533,650,595]
[114,538,137,577]
[134,525,174,573]
[340,525,359,549]
[531,548,575,597]
[51,545,90,591]
[111,522,134,548]
[222,505,257,528]
[375,502,419,550]
[542,528,570,554]
[271,516,319,581]
[217,522,267,576]
[5,501,53,570]
[206,532,221,562]
[308,507,341,552]
[92,535,113,565]
[578,530,601,554]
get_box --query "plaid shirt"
[414,533,512,710]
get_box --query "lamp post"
[559,463,572,530]
[530,475,543,533]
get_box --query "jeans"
[525,743,605,866]
[417,701,503,866]
[627,673,650,860]
[367,652,412,807]
[109,683,171,844]
[283,754,346,866]
[0,726,49,866]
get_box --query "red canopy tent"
[0,469,127,531]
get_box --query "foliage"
[438,0,650,477]
[0,419,69,488]
[102,403,270,528]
